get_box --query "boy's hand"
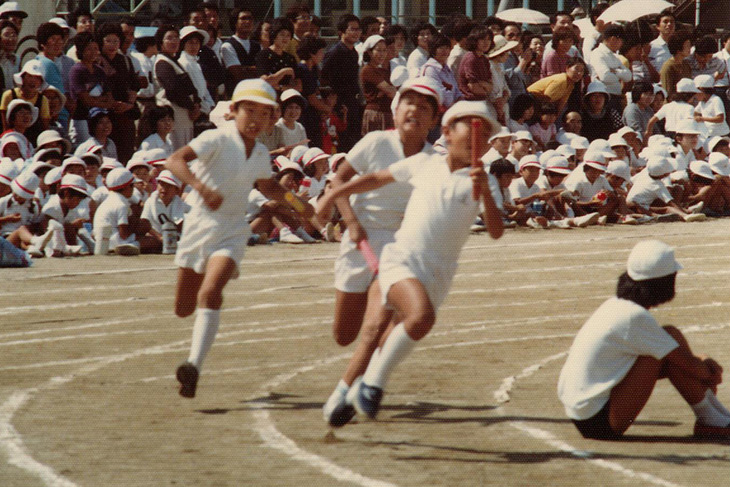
[4,213,22,223]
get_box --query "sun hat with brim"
[607,133,629,148]
[27,159,54,176]
[106,167,135,190]
[49,17,76,39]
[179,25,209,46]
[489,126,512,142]
[362,34,385,52]
[556,144,576,158]
[617,126,637,138]
[44,85,68,110]
[156,169,182,188]
[80,151,103,167]
[37,129,72,154]
[302,147,329,168]
[127,158,151,172]
[0,157,19,185]
[280,88,307,108]
[488,35,519,58]
[627,240,682,281]
[584,81,609,99]
[44,166,63,186]
[441,100,501,134]
[694,74,714,90]
[582,152,609,171]
[675,118,702,135]
[32,147,62,163]
[100,157,123,172]
[6,99,39,126]
[231,79,278,107]
[689,160,715,181]
[606,160,631,182]
[61,157,87,173]
[13,59,47,91]
[647,157,674,177]
[545,155,571,175]
[274,156,304,176]
[518,155,541,171]
[676,78,699,94]
[539,149,557,167]
[398,76,443,105]
[708,152,730,176]
[570,136,590,150]
[59,174,90,197]
[653,83,667,97]
[0,2,27,18]
[329,153,347,173]
[707,136,730,153]
[146,148,169,167]
[587,139,617,158]
[11,171,39,199]
[513,130,534,142]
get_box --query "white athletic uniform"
[140,191,189,233]
[564,169,613,202]
[558,297,678,420]
[175,123,272,276]
[508,177,540,202]
[653,102,695,134]
[0,194,40,236]
[92,191,138,249]
[695,94,730,137]
[335,130,434,293]
[378,153,481,311]
[626,174,673,209]
[535,175,567,191]
[42,195,90,223]
[139,133,174,156]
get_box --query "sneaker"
[619,215,638,225]
[323,222,337,242]
[323,389,357,428]
[115,243,141,256]
[295,227,319,243]
[683,213,707,223]
[63,244,84,256]
[694,421,730,439]
[548,219,572,229]
[657,213,682,223]
[635,215,656,224]
[526,216,548,229]
[470,222,486,232]
[502,219,518,228]
[176,361,199,398]
[279,227,305,244]
[28,230,53,256]
[597,215,608,225]
[353,381,384,420]
[27,246,45,258]
[573,212,599,227]
[688,202,704,214]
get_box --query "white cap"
[231,79,278,107]
[0,157,19,185]
[44,166,63,186]
[27,159,54,175]
[398,76,443,105]
[606,160,631,182]
[676,78,700,94]
[59,174,90,196]
[147,148,169,167]
[694,74,714,90]
[647,157,673,177]
[675,119,702,135]
[488,126,512,142]
[653,83,667,97]
[37,129,72,153]
[582,152,608,171]
[539,149,557,167]
[61,156,87,173]
[0,2,27,18]
[280,88,306,107]
[6,99,39,127]
[32,147,61,163]
[179,25,209,46]
[13,59,47,91]
[390,65,409,87]
[513,130,534,142]
[441,100,501,134]
[79,151,102,166]
[100,157,123,172]
[607,133,629,148]
[488,35,519,58]
[616,126,637,138]
[274,156,304,175]
[689,160,715,180]
[49,17,76,39]
[11,171,39,199]
[584,80,609,97]
[362,34,385,52]
[289,145,308,166]
[545,155,571,175]
[556,144,576,158]
[627,240,682,281]
[518,155,541,170]
[106,167,135,190]
[708,152,730,176]
[156,169,182,188]
[127,157,151,172]
[587,139,617,158]
[302,147,329,168]
[570,136,590,150]
[707,136,729,152]
[329,153,347,173]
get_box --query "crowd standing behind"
[2,2,730,262]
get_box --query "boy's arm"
[256,178,315,220]
[316,169,396,223]
[475,169,504,240]
[165,146,222,211]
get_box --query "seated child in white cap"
[0,171,52,254]
[488,158,523,226]
[301,147,330,198]
[684,160,730,216]
[40,174,94,256]
[92,167,145,255]
[139,170,190,253]
[563,152,615,224]
[559,240,730,440]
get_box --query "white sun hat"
[627,240,682,281]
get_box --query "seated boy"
[140,170,190,253]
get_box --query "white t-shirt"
[245,188,269,222]
[649,37,670,73]
[42,195,89,224]
[558,297,678,420]
[303,175,327,199]
[187,123,272,218]
[347,130,434,231]
[654,101,695,133]
[626,173,673,209]
[140,133,174,156]
[407,47,429,79]
[564,168,612,202]
[92,191,130,231]
[275,119,308,148]
[695,95,730,137]
[140,191,189,233]
[508,177,540,202]
[535,174,566,191]
[0,194,40,235]
[220,36,252,68]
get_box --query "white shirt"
[178,51,214,114]
[713,48,730,87]
[0,194,40,235]
[589,43,632,96]
[42,194,89,223]
[93,190,130,231]
[695,95,730,137]
[558,297,678,420]
[220,35,252,68]
[303,175,327,199]
[447,44,467,76]
[536,174,566,191]
[139,133,174,156]
[649,36,670,73]
[564,168,612,202]
[187,122,272,218]
[275,119,308,148]
[673,147,694,172]
[508,177,540,202]
[347,130,434,231]
[141,191,189,233]
[245,188,269,222]
[626,173,673,209]
[407,47,429,80]
[131,51,156,99]
[654,101,695,133]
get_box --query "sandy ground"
[1,219,729,487]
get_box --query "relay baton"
[285,191,306,214]
[357,239,379,275]
[471,118,483,201]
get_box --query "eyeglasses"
[297,15,312,21]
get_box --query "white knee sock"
[187,308,220,371]
[691,389,730,427]
[362,323,416,389]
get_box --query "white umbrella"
[597,0,673,23]
[496,8,550,25]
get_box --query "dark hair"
[120,16,136,27]
[146,105,174,136]
[95,22,123,46]
[297,36,326,60]
[180,30,205,51]
[285,4,310,22]
[410,22,437,46]
[337,14,360,35]
[656,8,675,23]
[58,187,88,199]
[552,27,577,46]
[360,16,380,36]
[690,172,714,185]
[483,16,505,30]
[489,158,516,177]
[228,8,254,31]
[311,15,322,29]
[694,35,718,55]
[722,31,730,45]
[631,81,655,104]
[252,20,269,44]
[270,17,294,41]
[550,11,574,26]
[711,138,729,151]
[154,24,178,51]
[198,1,219,12]
[383,24,407,40]
[36,22,66,49]
[667,31,692,56]
[135,36,157,53]
[521,33,542,51]
[0,19,18,35]
[187,6,206,22]
[539,101,557,116]
[669,91,695,103]
[616,271,676,308]
[427,33,451,58]
[7,104,31,126]
[464,26,492,52]
[566,56,586,69]
[281,93,306,110]
[603,24,625,41]
[73,32,97,57]
[275,167,303,182]
[68,8,92,29]
[451,20,476,43]
[88,110,112,135]
[511,93,536,121]
[589,2,610,24]
[319,86,335,99]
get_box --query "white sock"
[187,308,220,371]
[335,378,349,395]
[362,323,416,389]
[708,390,730,417]
[691,390,730,427]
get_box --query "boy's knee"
[175,303,195,318]
[197,285,223,309]
[405,308,436,340]
[333,328,357,346]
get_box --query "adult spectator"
[581,80,622,141]
[457,27,493,102]
[528,57,586,117]
[34,22,67,99]
[284,5,312,62]
[199,1,222,56]
[66,8,94,62]
[589,24,631,110]
[660,31,692,99]
[221,8,261,97]
[0,2,26,32]
[649,9,675,73]
[619,21,660,85]
[0,20,19,92]
[321,14,362,152]
[130,32,158,146]
[687,36,725,81]
[252,20,272,50]
[521,34,544,86]
[256,17,298,91]
[296,36,329,148]
[542,28,577,78]
[360,35,396,134]
[187,6,226,102]
[713,32,730,113]
[421,33,460,110]
[622,81,656,135]
[483,16,504,37]
[97,22,139,163]
[407,22,438,79]
[580,2,610,62]
[446,20,475,76]
[178,27,214,118]
[544,11,579,58]
[119,17,136,55]
[503,23,534,105]
[384,24,408,70]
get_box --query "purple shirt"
[68,63,106,120]
[458,51,492,101]
[541,51,572,78]
[420,58,461,108]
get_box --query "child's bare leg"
[175,268,204,317]
[6,226,33,248]
[387,278,436,340]
[331,291,368,346]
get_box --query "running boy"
[165,79,314,398]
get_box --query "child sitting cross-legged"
[139,170,190,253]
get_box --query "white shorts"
[378,243,457,313]
[175,209,249,278]
[333,228,396,293]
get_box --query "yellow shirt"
[527,73,575,106]
[0,88,51,121]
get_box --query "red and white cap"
[61,156,87,173]
[556,144,576,158]
[105,167,135,190]
[441,100,501,134]
[11,171,39,199]
[302,147,329,168]
[100,157,123,172]
[44,166,63,186]
[146,148,169,167]
[545,155,571,175]
[518,155,541,171]
[274,156,304,176]
[627,240,682,281]
[0,157,20,186]
[59,174,90,197]
[329,153,347,173]
[289,145,308,167]
[156,169,182,188]
[398,76,443,105]
[80,151,103,166]
[582,152,609,171]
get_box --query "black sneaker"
[353,382,383,419]
[176,362,199,398]
[328,402,356,428]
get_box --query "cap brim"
[399,84,442,104]
[231,95,278,107]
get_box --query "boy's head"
[230,79,278,140]
[280,89,306,122]
[689,160,715,185]
[106,167,135,197]
[511,131,534,158]
[489,126,512,156]
[518,155,541,186]
[441,101,501,165]
[674,119,701,149]
[6,99,38,131]
[489,158,517,188]
[62,157,87,177]
[538,101,557,125]
[694,74,714,101]
[58,174,89,209]
[274,159,304,191]
[394,77,442,140]
[88,108,112,138]
[708,152,730,177]
[708,136,730,157]
[156,170,181,205]
[545,155,571,183]
[10,170,39,203]
[647,157,673,180]
[127,158,151,181]
[14,59,46,93]
[606,160,631,190]
[302,147,329,178]
[619,239,680,308]
[319,86,337,108]
[582,153,608,183]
